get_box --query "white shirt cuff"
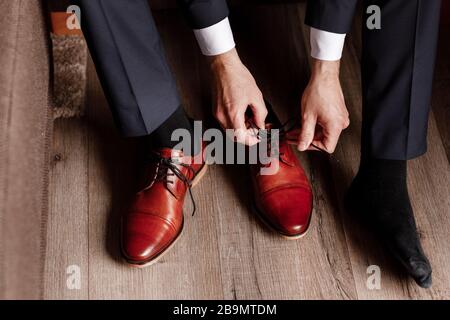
[310,27,346,61]
[193,18,236,56]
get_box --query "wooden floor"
[44,4,450,299]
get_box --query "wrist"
[207,48,241,71]
[311,58,340,80]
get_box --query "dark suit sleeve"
[305,0,359,34]
[177,0,229,29]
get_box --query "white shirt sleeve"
[193,17,236,56]
[310,27,346,61]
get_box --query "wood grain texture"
[43,3,450,300]
[44,119,89,299]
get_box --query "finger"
[213,105,229,130]
[232,113,260,146]
[249,97,268,130]
[234,127,260,146]
[320,125,342,153]
[298,114,317,151]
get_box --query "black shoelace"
[247,117,330,155]
[143,119,332,218]
[145,153,198,216]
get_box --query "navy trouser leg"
[306,0,441,159]
[361,0,441,159]
[73,0,181,137]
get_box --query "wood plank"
[85,58,146,300]
[407,117,450,299]
[43,118,89,299]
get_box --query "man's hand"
[298,59,350,153]
[208,49,267,145]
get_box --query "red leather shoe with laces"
[250,125,313,239]
[121,146,207,267]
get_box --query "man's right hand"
[207,49,267,146]
[298,58,350,153]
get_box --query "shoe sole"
[121,164,208,268]
[251,201,312,240]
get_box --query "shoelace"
[246,117,330,155]
[145,153,198,216]
[142,118,330,218]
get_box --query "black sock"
[348,156,432,288]
[146,106,198,155]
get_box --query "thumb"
[298,114,317,151]
[320,125,342,153]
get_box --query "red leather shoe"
[121,146,207,267]
[250,127,313,239]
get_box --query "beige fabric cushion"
[0,0,52,299]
